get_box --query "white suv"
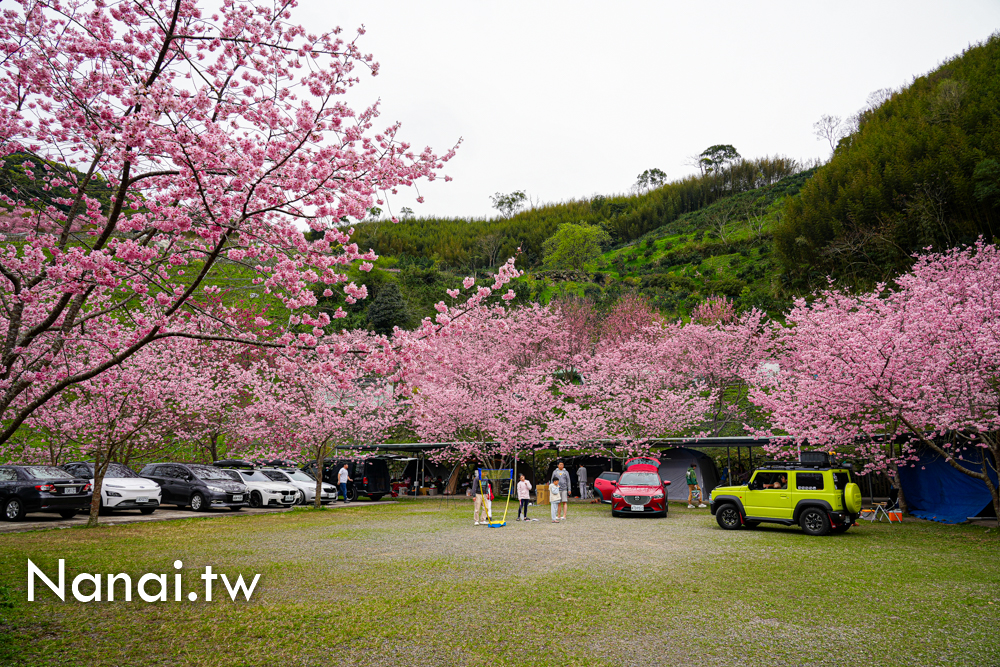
[61,461,162,514]
[220,469,299,508]
[258,468,337,504]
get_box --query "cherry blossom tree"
[669,297,773,437]
[0,0,454,443]
[25,336,217,526]
[555,297,710,457]
[238,329,403,507]
[405,302,562,468]
[749,242,1000,518]
[168,298,283,462]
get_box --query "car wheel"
[3,497,25,521]
[715,504,742,530]
[190,492,208,512]
[139,507,156,515]
[295,490,306,505]
[800,508,831,536]
[58,509,78,519]
[369,494,384,502]
[611,510,621,518]
[345,486,358,502]
[249,492,262,508]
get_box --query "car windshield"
[599,472,620,481]
[24,466,74,480]
[284,470,316,483]
[188,465,233,481]
[619,472,661,486]
[240,470,269,482]
[260,470,289,482]
[105,463,140,478]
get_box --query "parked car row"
[0,459,342,521]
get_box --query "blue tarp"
[897,448,997,524]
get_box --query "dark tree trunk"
[87,451,108,528]
[314,443,327,509]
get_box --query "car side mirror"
[185,475,193,481]
[664,480,671,486]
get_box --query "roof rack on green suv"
[709,452,863,536]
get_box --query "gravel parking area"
[1,499,998,666]
[0,500,396,534]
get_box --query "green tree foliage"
[349,155,801,271]
[0,151,114,214]
[542,223,611,270]
[367,282,410,335]
[775,35,1000,286]
[974,158,1000,207]
[698,145,741,174]
[633,168,667,193]
[490,190,528,219]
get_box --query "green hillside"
[349,34,1000,325]
[349,155,801,268]
[517,169,816,319]
[775,33,1000,288]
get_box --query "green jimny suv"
[709,452,863,536]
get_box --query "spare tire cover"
[844,483,862,514]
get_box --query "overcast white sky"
[299,1,1000,220]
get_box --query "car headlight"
[207,485,225,493]
[267,488,284,494]
[612,492,622,498]
[653,490,663,498]
[104,490,122,497]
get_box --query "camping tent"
[897,448,997,524]
[546,455,620,498]
[655,448,721,502]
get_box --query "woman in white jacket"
[516,474,532,521]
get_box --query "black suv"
[139,463,249,511]
[303,457,391,501]
[0,465,92,521]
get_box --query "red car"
[593,471,620,503]
[624,457,661,470]
[611,466,670,517]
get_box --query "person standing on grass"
[686,463,706,508]
[554,461,571,521]
[472,473,492,525]
[338,463,352,504]
[577,464,589,500]
[516,474,532,521]
[549,476,561,523]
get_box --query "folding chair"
[861,487,899,523]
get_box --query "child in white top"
[548,478,561,523]
[516,474,532,520]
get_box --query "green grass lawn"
[1,501,998,666]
